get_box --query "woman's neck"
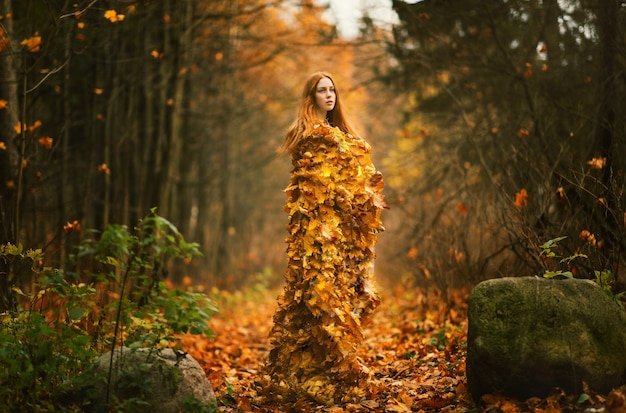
[316,110,328,123]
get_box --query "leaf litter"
[178,286,464,412]
[177,286,626,412]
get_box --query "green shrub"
[0,209,217,411]
[540,236,625,305]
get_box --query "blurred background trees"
[386,0,626,293]
[1,0,624,309]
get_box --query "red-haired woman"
[264,72,386,405]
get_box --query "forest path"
[177,285,624,412]
[178,286,472,412]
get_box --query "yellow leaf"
[104,9,125,23]
[302,233,316,256]
[319,162,332,178]
[104,9,116,20]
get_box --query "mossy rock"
[81,347,216,413]
[467,276,626,402]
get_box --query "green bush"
[540,236,625,305]
[0,209,217,411]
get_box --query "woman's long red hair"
[283,72,359,154]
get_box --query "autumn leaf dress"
[264,122,386,405]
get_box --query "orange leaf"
[407,247,418,260]
[514,188,528,208]
[587,157,606,169]
[0,100,7,110]
[517,128,529,138]
[38,137,53,150]
[0,142,6,150]
[523,62,533,79]
[104,9,125,23]
[20,35,42,52]
[0,27,9,53]
[63,220,81,234]
[28,120,42,132]
[98,163,111,175]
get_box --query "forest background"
[1,0,625,316]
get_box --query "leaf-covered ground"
[177,286,626,413]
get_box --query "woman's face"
[314,77,336,115]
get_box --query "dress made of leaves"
[264,123,386,405]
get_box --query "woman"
[264,72,386,405]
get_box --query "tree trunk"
[0,0,20,310]
[594,0,623,274]
[159,0,193,219]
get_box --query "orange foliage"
[62,220,81,234]
[104,9,125,23]
[98,163,111,175]
[0,27,9,52]
[514,188,529,208]
[21,35,42,52]
[178,285,626,412]
[457,202,469,215]
[523,62,533,79]
[38,137,53,150]
[178,287,470,412]
[588,157,607,170]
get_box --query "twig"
[59,0,99,20]
[25,58,69,94]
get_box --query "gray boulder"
[86,347,215,413]
[466,276,626,402]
